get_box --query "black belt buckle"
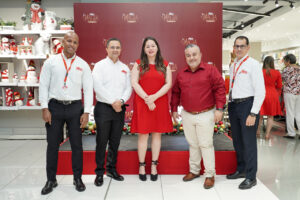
[60,100,73,105]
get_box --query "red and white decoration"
[13,92,24,106]
[25,60,38,84]
[1,69,9,83]
[5,88,13,106]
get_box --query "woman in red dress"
[257,56,282,139]
[131,37,173,181]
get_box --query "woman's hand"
[147,102,156,111]
[144,94,157,105]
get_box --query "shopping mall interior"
[0,0,299,200]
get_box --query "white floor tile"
[106,175,163,200]
[215,178,279,200]
[161,175,220,200]
[0,140,27,160]
[0,185,49,200]
[47,175,110,200]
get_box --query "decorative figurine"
[13,92,24,106]
[25,60,38,84]
[34,32,51,56]
[52,38,63,54]
[1,69,9,83]
[5,88,13,106]
[43,11,57,30]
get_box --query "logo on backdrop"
[181,37,197,46]
[201,12,217,23]
[161,12,178,23]
[122,13,138,23]
[83,13,99,24]
[168,62,178,72]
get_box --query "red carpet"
[57,150,237,175]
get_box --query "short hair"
[283,54,297,65]
[184,44,201,52]
[234,36,249,46]
[106,38,121,48]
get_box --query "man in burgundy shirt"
[171,44,226,189]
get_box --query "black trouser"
[94,102,125,176]
[228,97,259,180]
[46,99,83,181]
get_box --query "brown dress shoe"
[204,176,215,189]
[183,172,200,182]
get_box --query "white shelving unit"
[0,29,70,110]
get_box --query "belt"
[232,96,253,104]
[186,105,215,115]
[51,99,81,105]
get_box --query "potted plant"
[58,18,73,30]
[2,21,17,31]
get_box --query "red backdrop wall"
[74,3,222,117]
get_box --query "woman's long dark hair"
[263,56,275,76]
[139,37,166,77]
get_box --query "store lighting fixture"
[290,2,295,8]
[275,0,279,7]
[262,0,268,4]
[241,22,245,28]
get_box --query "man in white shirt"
[39,32,93,194]
[226,36,265,189]
[92,38,132,186]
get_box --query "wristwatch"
[216,108,224,112]
[249,112,257,117]
[120,99,125,105]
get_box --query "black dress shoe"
[73,178,86,192]
[94,175,104,186]
[239,178,257,189]
[226,171,246,179]
[283,135,295,139]
[41,180,57,195]
[106,171,124,181]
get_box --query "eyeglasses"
[234,45,247,49]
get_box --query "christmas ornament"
[13,92,24,106]
[5,88,13,106]
[25,60,38,84]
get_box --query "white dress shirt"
[92,57,132,104]
[229,54,265,114]
[39,52,93,113]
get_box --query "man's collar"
[106,56,119,64]
[234,54,249,63]
[62,52,76,60]
[184,62,205,72]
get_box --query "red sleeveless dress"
[131,59,173,134]
[260,69,283,116]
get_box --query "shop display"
[13,92,24,106]
[43,11,57,30]
[34,32,51,56]
[25,60,38,84]
[5,88,13,106]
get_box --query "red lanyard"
[61,53,76,88]
[231,56,249,89]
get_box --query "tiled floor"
[0,125,299,200]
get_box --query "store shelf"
[0,30,73,35]
[16,55,47,59]
[0,55,15,58]
[0,106,18,111]
[18,82,39,87]
[18,106,41,110]
[0,82,18,86]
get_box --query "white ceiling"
[243,4,300,42]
